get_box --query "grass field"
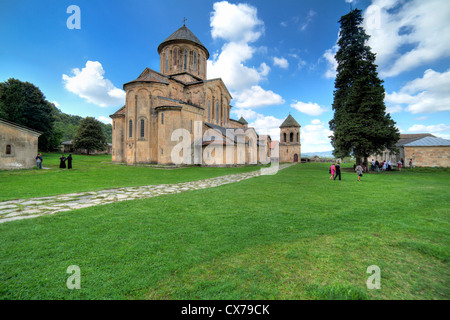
[0,157,448,300]
[0,153,261,201]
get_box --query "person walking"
[334,162,341,180]
[59,155,67,169]
[397,160,402,171]
[409,158,413,169]
[35,153,43,169]
[355,164,363,182]
[67,154,73,169]
[330,163,335,180]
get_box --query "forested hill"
[52,105,112,144]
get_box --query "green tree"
[73,117,107,155]
[329,9,399,164]
[0,78,61,151]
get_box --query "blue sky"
[1,0,449,153]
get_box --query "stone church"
[110,24,301,165]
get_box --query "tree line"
[0,78,112,153]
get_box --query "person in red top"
[330,163,335,180]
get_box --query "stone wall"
[0,120,41,170]
[404,146,450,167]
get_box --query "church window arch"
[184,49,187,70]
[6,144,12,155]
[297,132,299,142]
[161,113,164,124]
[193,51,197,73]
[200,54,203,75]
[165,50,169,71]
[129,120,133,138]
[140,118,145,139]
[216,101,219,123]
[208,100,211,122]
[173,47,178,68]
[283,132,287,142]
[290,132,294,142]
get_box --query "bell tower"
[279,114,301,163]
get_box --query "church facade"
[110,24,299,166]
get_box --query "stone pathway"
[0,164,292,224]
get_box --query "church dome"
[158,25,209,59]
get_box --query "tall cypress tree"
[329,9,399,164]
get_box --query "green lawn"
[0,162,448,300]
[0,153,261,201]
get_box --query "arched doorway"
[293,154,299,162]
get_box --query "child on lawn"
[355,164,363,182]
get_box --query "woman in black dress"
[67,154,73,169]
[59,155,66,168]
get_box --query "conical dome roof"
[280,114,300,128]
[238,116,248,125]
[158,25,209,58]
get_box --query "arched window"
[200,54,203,75]
[297,132,299,142]
[173,48,178,67]
[140,119,145,138]
[165,51,169,71]
[208,100,211,122]
[6,144,12,155]
[161,113,164,124]
[184,49,187,70]
[283,132,287,142]
[193,51,197,73]
[129,120,133,138]
[290,132,294,142]
[216,102,219,123]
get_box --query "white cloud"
[231,108,258,120]
[301,119,333,153]
[364,0,450,77]
[273,57,289,69]
[323,45,338,79]
[300,9,317,31]
[208,1,285,119]
[52,101,60,107]
[62,61,125,107]
[407,123,450,139]
[210,1,264,43]
[291,101,328,116]
[407,124,450,133]
[248,114,284,141]
[386,105,402,114]
[98,116,112,124]
[234,86,285,109]
[208,42,265,91]
[385,68,450,114]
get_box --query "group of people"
[59,154,73,169]
[370,159,394,172]
[34,154,73,169]
[370,158,412,172]
[329,162,364,182]
[329,162,342,181]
